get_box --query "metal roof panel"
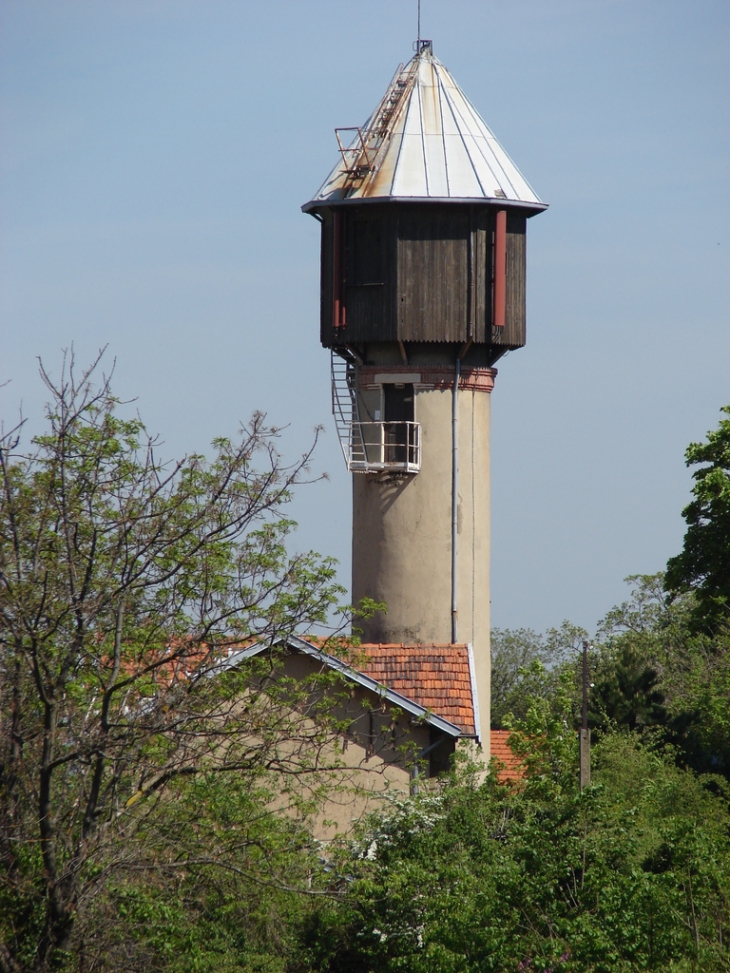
[303,45,545,212]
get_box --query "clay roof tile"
[354,643,477,737]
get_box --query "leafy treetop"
[666,404,730,633]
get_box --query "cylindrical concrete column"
[352,365,494,746]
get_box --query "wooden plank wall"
[504,212,526,347]
[319,205,527,349]
[472,207,492,344]
[343,211,395,342]
[397,207,470,342]
[319,211,335,346]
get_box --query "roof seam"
[436,59,451,196]
[451,75,540,201]
[436,65,489,199]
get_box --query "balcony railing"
[347,421,421,474]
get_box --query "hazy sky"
[1,0,728,635]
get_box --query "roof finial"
[414,1,432,55]
[414,2,432,57]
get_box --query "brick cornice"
[358,365,497,393]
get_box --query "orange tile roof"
[354,643,477,736]
[334,645,526,781]
[489,729,526,783]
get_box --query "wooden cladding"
[332,211,345,330]
[397,209,469,342]
[504,212,526,342]
[320,204,527,349]
[493,209,507,329]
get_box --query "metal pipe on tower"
[451,355,460,645]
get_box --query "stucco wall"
[352,382,491,750]
[275,652,438,841]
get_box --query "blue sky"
[1,0,728,634]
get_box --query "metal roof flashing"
[467,642,482,747]
[301,196,548,215]
[303,49,546,213]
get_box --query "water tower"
[303,41,546,749]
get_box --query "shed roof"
[303,42,545,213]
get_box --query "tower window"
[383,383,414,423]
[383,384,415,465]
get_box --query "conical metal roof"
[303,43,546,213]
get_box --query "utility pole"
[579,640,591,791]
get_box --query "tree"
[78,770,328,972]
[0,354,346,972]
[490,622,587,728]
[586,574,730,776]
[666,404,730,633]
[587,643,667,734]
[490,628,546,728]
[302,699,730,973]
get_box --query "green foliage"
[491,622,588,728]
[666,404,730,633]
[587,575,730,775]
[661,631,730,776]
[79,773,327,972]
[302,715,730,972]
[0,354,348,971]
[3,377,730,972]
[588,643,667,734]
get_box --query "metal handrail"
[346,421,421,474]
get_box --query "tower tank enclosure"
[303,41,546,749]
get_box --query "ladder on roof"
[335,60,417,193]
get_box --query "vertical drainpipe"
[451,356,461,644]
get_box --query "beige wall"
[276,653,443,841]
[352,381,492,751]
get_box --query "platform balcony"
[346,421,421,474]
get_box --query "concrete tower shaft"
[352,363,493,742]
